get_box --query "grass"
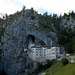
[45,61,75,75]
[70,53,75,56]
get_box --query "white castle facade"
[28,46,60,62]
[24,41,62,63]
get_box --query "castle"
[29,46,60,62]
[24,42,65,63]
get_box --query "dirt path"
[38,72,46,75]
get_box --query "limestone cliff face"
[0,10,75,75]
[0,10,58,75]
[60,16,75,33]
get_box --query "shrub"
[61,58,69,65]
[0,69,7,75]
[30,15,35,20]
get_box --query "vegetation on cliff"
[0,8,75,54]
[39,11,75,54]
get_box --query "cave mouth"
[28,34,35,43]
[27,34,46,47]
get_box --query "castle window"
[36,54,38,56]
[40,54,42,56]
[36,51,38,53]
[44,54,46,56]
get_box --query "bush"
[61,58,69,65]
[43,60,52,69]
[30,15,35,20]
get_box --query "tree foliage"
[0,8,75,54]
[38,10,75,54]
[61,58,69,66]
[0,26,4,42]
[72,36,75,53]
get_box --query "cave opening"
[28,35,35,43]
[27,34,46,49]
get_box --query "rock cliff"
[0,8,75,75]
[0,9,58,75]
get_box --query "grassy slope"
[45,61,75,75]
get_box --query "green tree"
[0,26,4,41]
[72,36,75,53]
[61,58,69,66]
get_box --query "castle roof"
[31,45,42,48]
